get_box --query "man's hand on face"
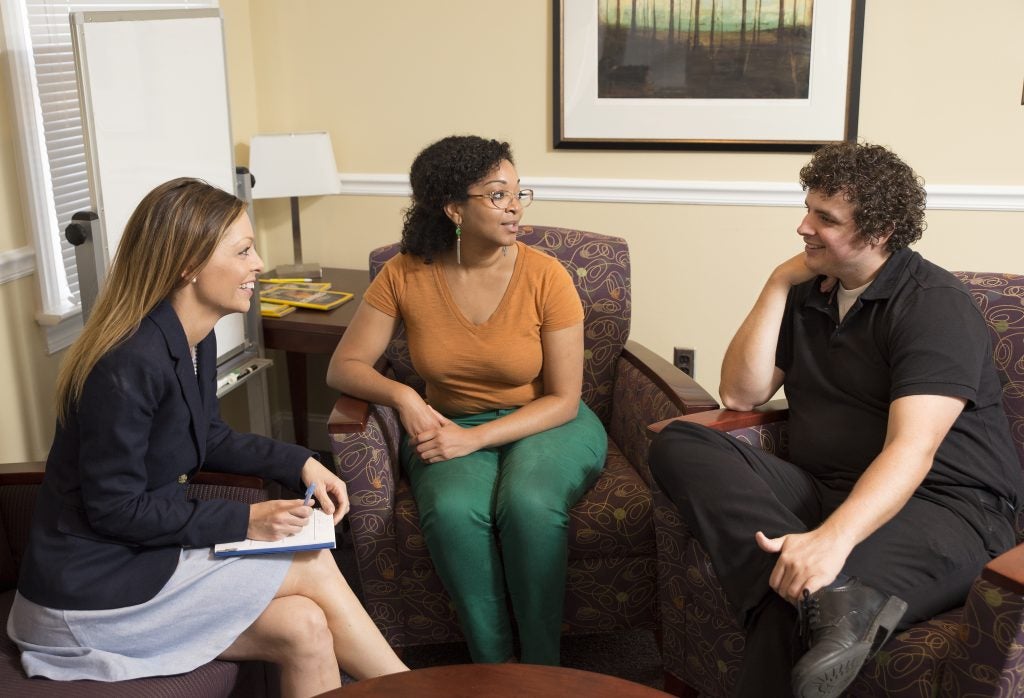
[771,253,836,293]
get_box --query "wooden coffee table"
[317,663,671,697]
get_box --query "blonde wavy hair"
[56,178,247,422]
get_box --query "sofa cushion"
[0,589,243,697]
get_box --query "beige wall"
[2,0,1022,461]
[0,8,63,463]
[234,0,1024,434]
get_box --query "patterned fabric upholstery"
[943,576,1024,695]
[655,272,1024,697]
[0,473,272,697]
[954,273,1024,477]
[330,226,716,649]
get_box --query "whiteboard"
[71,9,246,364]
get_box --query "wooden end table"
[317,664,671,697]
[260,267,370,447]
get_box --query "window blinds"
[22,0,216,309]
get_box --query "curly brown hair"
[799,142,927,251]
[400,135,514,262]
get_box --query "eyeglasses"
[466,189,534,209]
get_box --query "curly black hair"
[400,135,514,261]
[799,142,927,252]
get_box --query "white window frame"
[2,0,215,353]
[3,0,77,352]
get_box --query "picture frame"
[554,0,866,151]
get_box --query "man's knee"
[649,421,718,485]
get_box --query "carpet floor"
[332,528,665,691]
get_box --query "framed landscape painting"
[554,0,866,151]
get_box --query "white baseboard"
[272,410,332,453]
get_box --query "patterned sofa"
[0,469,277,697]
[650,271,1024,697]
[327,225,719,650]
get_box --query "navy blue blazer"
[18,301,312,610]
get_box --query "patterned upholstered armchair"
[650,271,1024,697]
[327,225,719,650]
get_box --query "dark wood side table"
[317,664,671,697]
[260,267,370,448]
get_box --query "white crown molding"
[924,185,1024,212]
[0,246,36,284]
[337,173,1024,212]
[527,176,803,206]
[338,173,412,197]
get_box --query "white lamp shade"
[249,131,341,199]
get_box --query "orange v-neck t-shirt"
[363,242,583,416]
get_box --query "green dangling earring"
[455,225,462,265]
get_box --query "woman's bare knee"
[279,597,333,658]
[221,595,331,664]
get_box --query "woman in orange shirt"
[327,135,607,665]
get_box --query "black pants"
[649,421,1015,697]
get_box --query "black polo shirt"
[776,248,1022,517]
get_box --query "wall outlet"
[673,347,695,377]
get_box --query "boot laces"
[798,589,821,648]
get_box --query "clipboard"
[213,508,336,557]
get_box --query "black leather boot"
[791,577,907,698]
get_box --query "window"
[2,0,215,352]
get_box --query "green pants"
[402,401,607,665]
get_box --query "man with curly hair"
[650,142,1022,698]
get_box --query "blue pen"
[303,482,316,507]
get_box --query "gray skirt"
[7,546,292,681]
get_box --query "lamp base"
[274,262,323,279]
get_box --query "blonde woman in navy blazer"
[7,179,407,696]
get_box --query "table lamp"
[249,131,341,278]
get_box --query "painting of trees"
[597,0,814,99]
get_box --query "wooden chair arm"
[192,471,263,490]
[981,542,1024,594]
[0,469,263,489]
[327,356,391,435]
[621,340,719,415]
[648,400,790,436]
[0,470,44,486]
[328,393,373,434]
[0,469,263,492]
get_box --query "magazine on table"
[259,280,332,292]
[259,286,354,311]
[260,301,296,318]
